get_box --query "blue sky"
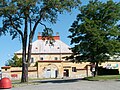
[0,0,119,68]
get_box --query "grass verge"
[83,75,120,81]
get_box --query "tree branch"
[32,5,51,38]
[39,22,47,29]
[8,15,24,40]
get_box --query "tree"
[68,0,120,76]
[6,54,22,67]
[0,0,81,82]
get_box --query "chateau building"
[15,33,73,66]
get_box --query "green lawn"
[84,75,120,81]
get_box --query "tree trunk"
[21,26,28,82]
[95,61,99,76]
[21,45,28,82]
[21,13,28,82]
[21,60,28,82]
[27,32,33,66]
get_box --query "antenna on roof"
[56,32,59,36]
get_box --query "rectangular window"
[47,69,51,71]
[72,67,77,72]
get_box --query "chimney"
[54,32,60,40]
[37,32,42,40]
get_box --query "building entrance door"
[43,64,58,78]
[63,69,69,77]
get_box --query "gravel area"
[10,79,120,90]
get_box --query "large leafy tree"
[0,0,81,82]
[68,0,120,76]
[6,54,22,67]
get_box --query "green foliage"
[68,0,120,63]
[6,54,22,67]
[0,0,81,39]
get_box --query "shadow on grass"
[115,79,120,81]
[81,77,99,81]
[33,78,81,84]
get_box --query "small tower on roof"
[37,32,60,40]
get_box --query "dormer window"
[40,57,43,60]
[31,57,34,63]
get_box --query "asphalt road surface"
[11,79,120,90]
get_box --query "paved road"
[11,79,120,90]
